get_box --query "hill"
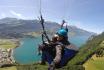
[67,32,104,65]
[83,54,104,70]
[83,40,104,70]
[0,17,95,39]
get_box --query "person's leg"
[41,51,54,64]
[59,48,77,66]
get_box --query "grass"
[0,66,17,70]
[83,55,104,70]
[16,64,48,70]
[0,39,18,49]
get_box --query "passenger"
[39,28,78,69]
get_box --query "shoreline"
[0,38,21,66]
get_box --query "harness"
[45,42,67,58]
[39,40,70,58]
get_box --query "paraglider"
[37,0,78,70]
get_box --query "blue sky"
[0,0,104,34]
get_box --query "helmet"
[57,28,68,37]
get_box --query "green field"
[0,39,18,49]
[0,66,17,70]
[84,40,104,70]
[84,55,104,70]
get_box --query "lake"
[13,37,42,64]
[13,36,89,64]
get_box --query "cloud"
[1,13,6,18]
[10,10,24,19]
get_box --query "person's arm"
[49,45,62,69]
[53,45,62,64]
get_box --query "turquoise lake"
[13,37,42,64]
[13,36,89,64]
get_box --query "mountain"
[0,17,95,39]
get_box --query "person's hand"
[53,58,61,64]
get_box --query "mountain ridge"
[0,17,96,38]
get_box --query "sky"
[0,0,104,34]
